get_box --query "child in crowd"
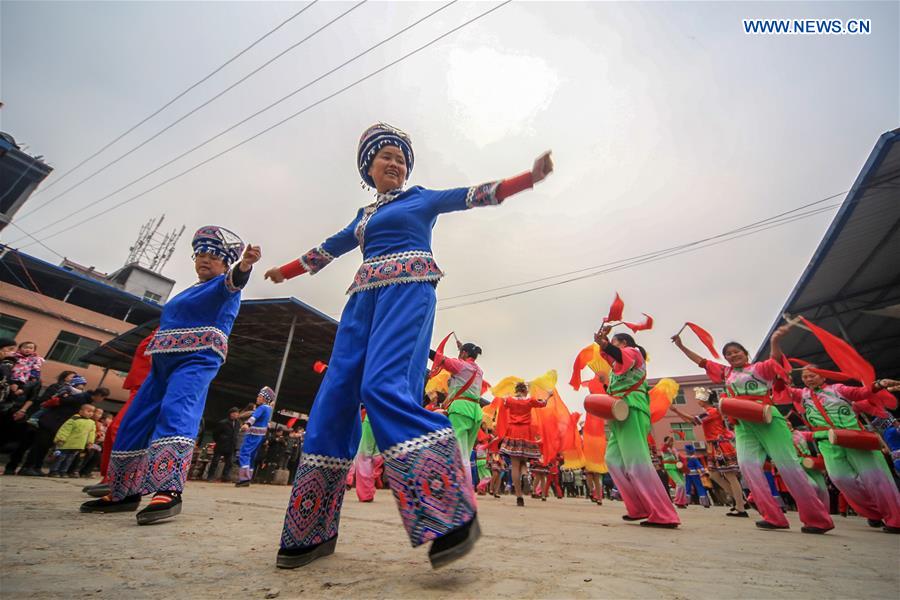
[11,342,44,403]
[684,444,711,508]
[49,404,97,477]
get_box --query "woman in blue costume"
[81,226,260,525]
[235,386,275,487]
[266,123,553,569]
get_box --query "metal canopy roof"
[0,244,163,325]
[80,297,339,421]
[755,129,900,379]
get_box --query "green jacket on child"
[54,415,96,450]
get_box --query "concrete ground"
[1,476,897,599]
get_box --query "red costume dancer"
[486,431,503,498]
[671,387,747,516]
[83,331,154,498]
[546,456,563,499]
[495,381,546,507]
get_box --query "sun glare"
[446,47,560,147]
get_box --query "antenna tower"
[126,215,185,273]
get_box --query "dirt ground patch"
[1,477,897,599]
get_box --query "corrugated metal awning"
[755,128,900,380]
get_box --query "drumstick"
[782,313,812,332]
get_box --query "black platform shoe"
[276,536,338,569]
[80,494,141,513]
[82,483,111,498]
[136,491,182,525]
[800,526,832,535]
[755,520,789,530]
[640,520,679,529]
[428,516,482,569]
[867,519,883,528]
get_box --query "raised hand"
[264,266,286,284]
[532,151,554,184]
[239,244,262,271]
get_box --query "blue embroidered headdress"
[357,122,414,188]
[259,386,276,403]
[191,226,244,266]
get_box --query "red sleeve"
[700,359,726,383]
[599,347,635,375]
[832,384,873,403]
[495,172,533,202]
[529,397,546,407]
[439,356,466,375]
[753,358,780,383]
[123,331,155,391]
[615,347,640,375]
[279,259,308,280]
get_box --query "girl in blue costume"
[236,386,276,487]
[266,123,553,569]
[81,226,260,525]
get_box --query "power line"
[14,1,511,248]
[3,222,66,260]
[15,0,360,223]
[25,1,318,201]
[9,0,456,245]
[436,200,854,311]
[439,190,849,303]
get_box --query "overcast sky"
[2,1,897,412]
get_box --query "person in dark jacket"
[1,337,26,474]
[19,387,109,476]
[3,371,78,475]
[207,407,241,481]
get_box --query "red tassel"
[313,360,328,374]
[686,322,719,358]
[799,317,875,388]
[570,344,596,391]
[605,293,624,322]
[624,313,654,333]
[673,430,686,440]
[430,331,455,377]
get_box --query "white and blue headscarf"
[357,123,414,188]
[191,226,245,266]
[259,386,276,403]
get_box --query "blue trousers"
[238,434,265,481]
[280,283,475,550]
[685,473,708,498]
[108,351,221,499]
